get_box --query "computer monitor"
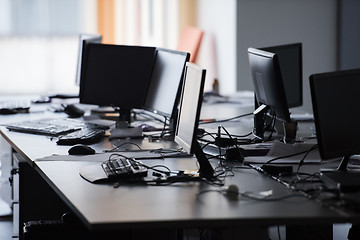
[75,34,102,86]
[79,43,156,123]
[143,48,190,128]
[261,43,303,108]
[174,62,214,180]
[248,48,291,140]
[310,68,360,171]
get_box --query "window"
[0,0,188,95]
[0,0,97,95]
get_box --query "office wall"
[338,0,360,70]
[236,0,338,113]
[0,37,78,94]
[197,0,237,94]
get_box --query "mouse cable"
[261,144,318,168]
[197,129,217,140]
[295,144,318,174]
[146,170,225,186]
[203,130,253,142]
[198,112,253,125]
[218,125,244,160]
[104,141,142,152]
[133,110,168,124]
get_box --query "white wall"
[197,0,237,94]
[0,37,79,95]
[236,0,338,113]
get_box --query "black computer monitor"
[144,48,190,120]
[261,43,303,108]
[79,43,156,123]
[248,48,291,137]
[174,62,214,180]
[75,34,102,86]
[310,68,360,172]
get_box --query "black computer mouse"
[64,104,85,118]
[68,144,96,155]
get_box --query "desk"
[0,102,357,239]
[34,160,346,229]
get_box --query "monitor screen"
[310,68,360,160]
[175,62,206,154]
[248,47,291,123]
[144,48,190,118]
[174,62,214,179]
[261,43,303,108]
[79,43,156,112]
[75,34,102,86]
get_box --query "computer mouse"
[223,184,239,200]
[68,144,96,155]
[64,104,85,118]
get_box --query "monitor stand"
[193,140,215,180]
[253,101,297,143]
[321,155,350,173]
[90,106,117,114]
[116,108,132,129]
[253,98,268,140]
[320,156,360,192]
[274,120,298,144]
[109,108,143,139]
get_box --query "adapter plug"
[215,137,237,147]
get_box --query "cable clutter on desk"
[197,115,357,212]
[88,152,226,188]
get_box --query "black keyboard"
[101,158,148,180]
[57,128,106,145]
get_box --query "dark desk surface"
[34,159,347,231]
[0,101,356,231]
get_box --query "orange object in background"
[97,0,115,44]
[177,26,204,63]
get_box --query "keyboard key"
[101,158,147,180]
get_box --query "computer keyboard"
[6,118,109,136]
[0,99,31,114]
[6,119,78,136]
[57,127,106,145]
[101,157,148,180]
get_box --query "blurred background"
[0,0,358,113]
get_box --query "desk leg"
[16,154,70,240]
[286,224,333,240]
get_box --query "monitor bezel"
[261,42,303,108]
[310,68,360,160]
[174,62,206,154]
[248,47,291,123]
[79,43,156,111]
[143,47,190,119]
[174,62,215,179]
[76,34,102,86]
